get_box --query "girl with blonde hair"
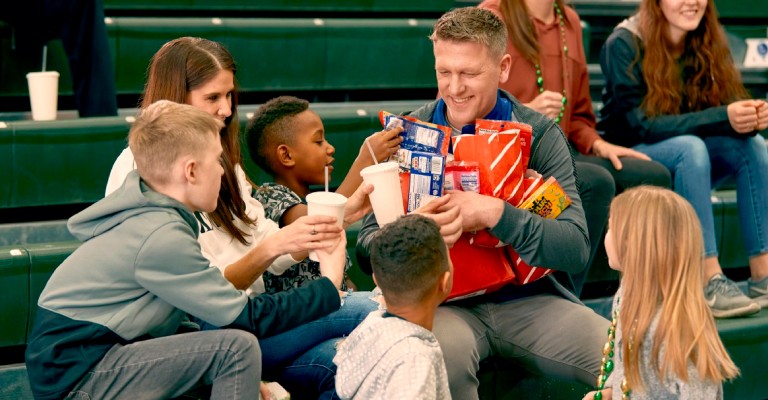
[584,186,739,399]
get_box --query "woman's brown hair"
[498,0,570,65]
[637,0,749,116]
[142,37,254,244]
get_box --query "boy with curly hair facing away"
[333,215,453,399]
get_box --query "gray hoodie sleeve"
[135,221,341,336]
[488,114,590,273]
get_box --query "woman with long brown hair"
[598,0,768,318]
[478,0,672,296]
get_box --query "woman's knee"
[575,162,616,201]
[671,135,710,172]
[618,159,672,189]
[746,135,768,167]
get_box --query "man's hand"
[412,194,463,247]
[443,190,504,233]
[591,139,651,170]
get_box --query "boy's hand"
[360,126,403,163]
[343,183,373,227]
[412,194,463,247]
[315,233,348,289]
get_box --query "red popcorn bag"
[453,120,531,207]
[476,120,533,174]
[446,233,516,301]
[522,169,544,200]
[506,177,572,285]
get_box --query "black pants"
[572,155,672,296]
[1,0,117,117]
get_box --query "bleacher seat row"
[2,16,766,105]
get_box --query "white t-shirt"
[106,147,297,296]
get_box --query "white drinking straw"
[325,165,329,192]
[365,137,378,164]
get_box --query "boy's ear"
[276,144,295,168]
[438,270,452,297]
[183,158,198,183]
[372,273,379,287]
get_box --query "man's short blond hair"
[129,100,224,185]
[429,7,508,59]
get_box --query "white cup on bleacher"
[26,71,60,121]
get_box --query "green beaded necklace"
[594,305,631,400]
[534,2,568,124]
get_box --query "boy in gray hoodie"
[25,100,348,400]
[334,215,452,399]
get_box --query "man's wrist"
[483,197,505,229]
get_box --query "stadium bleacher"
[1,0,767,398]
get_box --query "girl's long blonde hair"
[609,186,738,392]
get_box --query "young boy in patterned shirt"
[245,96,401,292]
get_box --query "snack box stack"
[379,111,451,212]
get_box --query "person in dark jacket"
[0,0,118,117]
[25,101,348,400]
[598,0,768,318]
[357,8,610,399]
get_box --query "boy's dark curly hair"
[246,96,309,176]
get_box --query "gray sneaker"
[748,275,768,308]
[704,274,760,318]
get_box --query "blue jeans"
[634,135,768,257]
[198,291,378,397]
[66,330,261,399]
[273,338,341,400]
[259,291,379,369]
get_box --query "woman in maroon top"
[479,0,671,295]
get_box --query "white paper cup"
[360,161,404,227]
[26,71,60,121]
[306,191,347,261]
